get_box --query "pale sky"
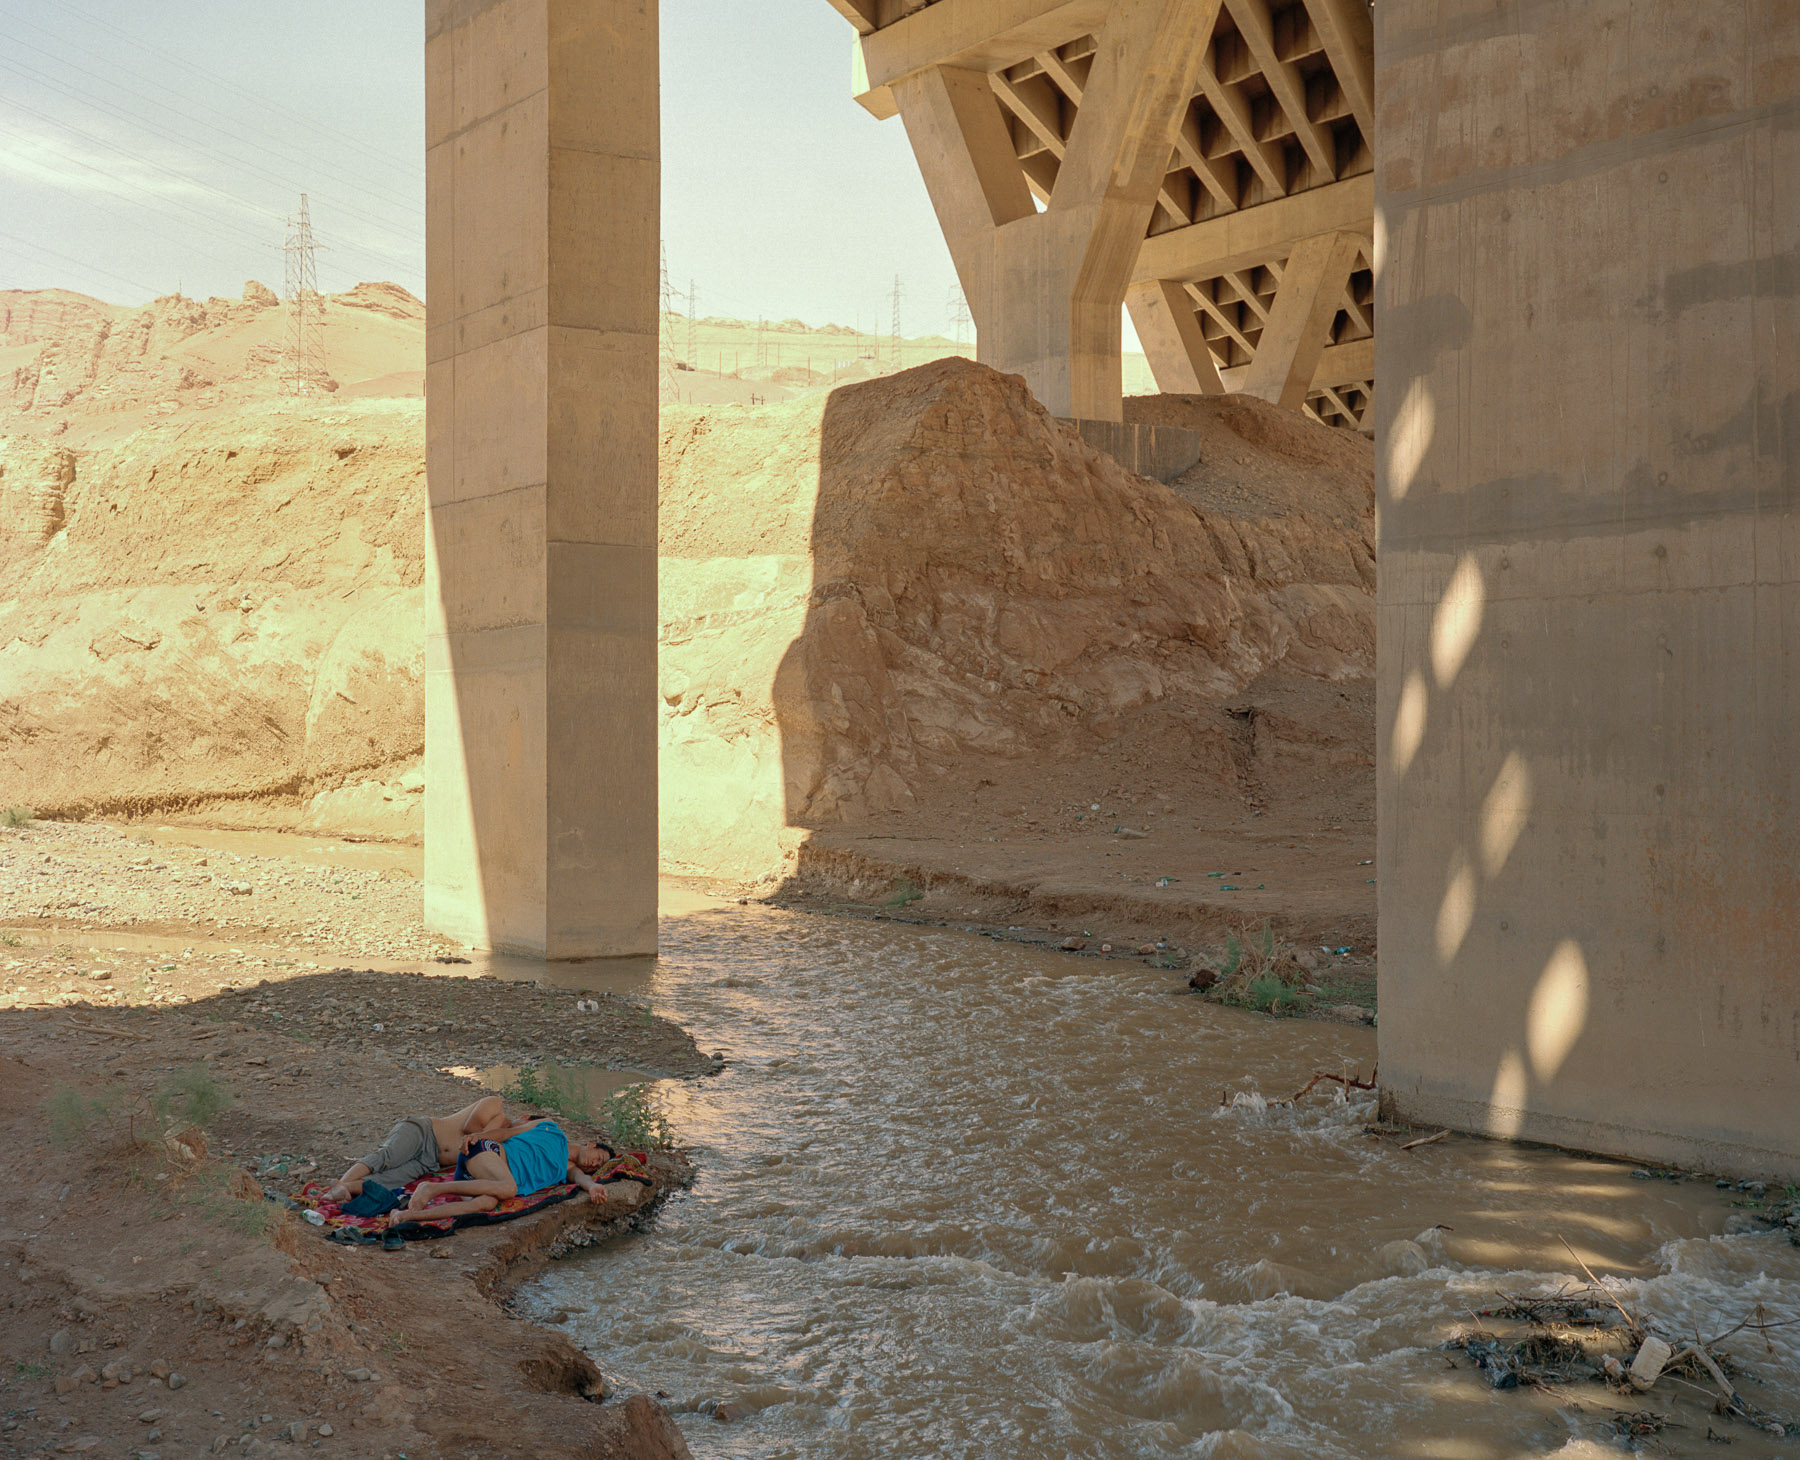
[0,0,972,337]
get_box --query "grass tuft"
[501,1064,591,1123]
[1205,920,1314,1017]
[601,1083,675,1151]
[47,1084,113,1145]
[153,1063,233,1132]
[1,806,34,829]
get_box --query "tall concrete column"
[1376,0,1800,1173]
[891,0,1217,420]
[424,0,659,958]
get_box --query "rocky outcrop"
[0,351,1373,876]
[658,357,1374,877]
[0,401,426,825]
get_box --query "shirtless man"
[389,1120,635,1222]
[323,1096,514,1202]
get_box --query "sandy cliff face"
[658,357,1374,877]
[0,400,426,830]
[0,281,424,427]
[1,320,1372,877]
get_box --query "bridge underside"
[833,0,1376,429]
[418,0,1799,1172]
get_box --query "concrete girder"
[832,0,1378,429]
[895,0,1220,419]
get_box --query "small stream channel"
[514,902,1800,1460]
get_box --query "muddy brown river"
[514,903,1800,1459]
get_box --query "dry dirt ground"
[0,820,715,1460]
[769,665,1377,1012]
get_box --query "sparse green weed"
[48,1084,114,1145]
[2,806,34,828]
[882,878,924,910]
[501,1064,591,1123]
[153,1063,233,1132]
[1204,920,1313,1017]
[0,932,19,947]
[601,1082,674,1151]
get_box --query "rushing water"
[516,904,1795,1459]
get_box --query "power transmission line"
[0,98,412,281]
[658,242,681,396]
[281,195,329,394]
[41,0,421,189]
[0,31,423,225]
[0,228,161,296]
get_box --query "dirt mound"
[659,356,1373,877]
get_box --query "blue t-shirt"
[505,1120,570,1197]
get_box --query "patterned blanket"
[295,1147,655,1241]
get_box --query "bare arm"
[567,1158,607,1204]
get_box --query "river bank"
[0,817,710,1458]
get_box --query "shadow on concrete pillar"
[424,0,659,959]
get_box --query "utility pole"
[890,274,903,370]
[948,281,972,349]
[757,316,768,370]
[658,242,679,394]
[281,194,329,394]
[686,278,697,371]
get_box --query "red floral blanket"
[295,1149,654,1241]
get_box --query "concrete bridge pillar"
[423,0,659,958]
[888,0,1217,420]
[1376,0,1800,1173]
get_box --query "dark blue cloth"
[342,1180,405,1217]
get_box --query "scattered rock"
[1323,1003,1374,1025]
[47,1329,73,1355]
[149,1359,169,1379]
[1188,968,1218,992]
[136,1410,165,1424]
[100,1360,133,1384]
[165,1374,185,1390]
[316,1424,333,1438]
[1057,937,1085,951]
[1378,1238,1429,1276]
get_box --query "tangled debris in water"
[1443,1244,1800,1443]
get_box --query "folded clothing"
[340,1180,406,1217]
